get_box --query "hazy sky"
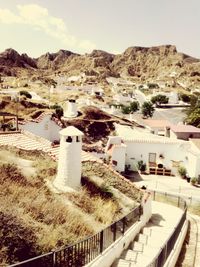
[0,0,199,58]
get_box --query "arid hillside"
[0,45,200,86]
[0,146,142,265]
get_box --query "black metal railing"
[147,191,187,267]
[9,204,142,267]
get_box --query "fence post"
[122,217,126,234]
[153,190,155,200]
[52,251,56,267]
[100,230,104,253]
[113,222,117,241]
[178,196,180,207]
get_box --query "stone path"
[112,201,185,267]
[177,214,200,267]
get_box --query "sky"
[0,0,199,58]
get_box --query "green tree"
[141,101,155,118]
[130,101,139,112]
[121,105,131,114]
[179,93,190,103]
[184,96,200,127]
[151,94,169,105]
[19,90,32,99]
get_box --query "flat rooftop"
[170,124,200,133]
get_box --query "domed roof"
[59,126,84,136]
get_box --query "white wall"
[19,115,61,142]
[112,146,126,172]
[187,144,200,178]
[124,141,190,175]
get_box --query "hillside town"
[1,1,200,267]
[0,60,200,266]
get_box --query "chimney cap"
[59,126,84,136]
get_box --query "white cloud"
[0,8,22,24]
[0,4,96,52]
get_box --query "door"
[149,153,156,166]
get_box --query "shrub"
[121,105,131,114]
[179,93,190,103]
[151,94,169,105]
[137,160,146,172]
[141,101,155,118]
[19,90,32,99]
[178,166,187,178]
[191,177,197,185]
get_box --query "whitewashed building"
[106,124,200,178]
[19,113,61,142]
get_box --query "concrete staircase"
[112,201,184,267]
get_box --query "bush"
[141,101,155,118]
[178,166,187,178]
[121,105,131,114]
[137,160,146,172]
[19,90,32,99]
[179,93,190,103]
[151,94,169,105]
[191,177,197,185]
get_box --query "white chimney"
[53,126,84,191]
[64,99,78,118]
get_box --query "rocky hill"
[0,45,200,84]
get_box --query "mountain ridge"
[0,45,199,83]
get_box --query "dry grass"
[82,161,143,203]
[67,188,119,224]
[0,147,131,265]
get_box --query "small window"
[66,136,72,143]
[112,160,118,166]
[76,136,80,142]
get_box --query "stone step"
[129,241,144,252]
[112,259,137,267]
[142,227,153,237]
[136,233,148,245]
[122,249,138,262]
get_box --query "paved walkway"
[133,174,200,202]
[112,201,184,267]
[177,214,200,267]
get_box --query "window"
[76,136,80,142]
[66,136,72,143]
[112,160,118,166]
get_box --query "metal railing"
[9,204,142,267]
[147,190,187,267]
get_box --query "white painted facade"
[111,125,200,178]
[19,114,61,142]
[53,126,84,191]
[106,136,127,172]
